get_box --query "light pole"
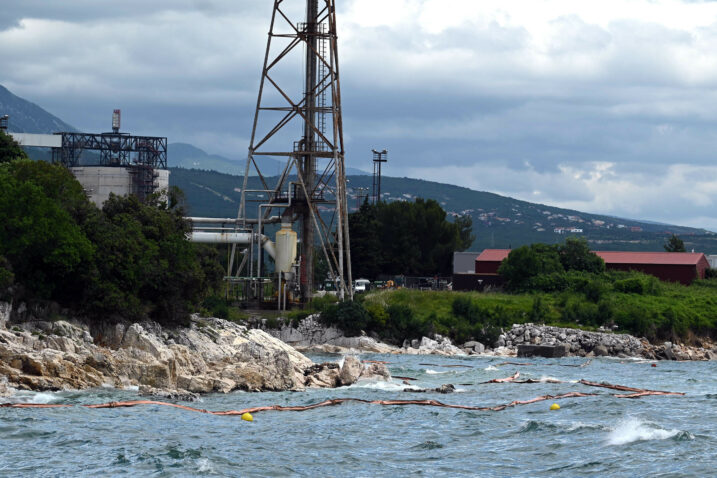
[372,149,387,204]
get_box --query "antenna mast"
[231,0,352,303]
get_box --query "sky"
[3,0,717,230]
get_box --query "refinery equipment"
[191,0,352,308]
[7,110,168,205]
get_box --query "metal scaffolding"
[231,0,352,303]
[51,132,167,169]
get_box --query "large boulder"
[338,356,362,386]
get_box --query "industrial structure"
[6,110,169,205]
[453,249,711,289]
[191,0,353,308]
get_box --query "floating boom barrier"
[0,379,684,417]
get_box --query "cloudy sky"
[3,0,717,229]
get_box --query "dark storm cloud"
[3,0,717,228]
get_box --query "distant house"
[474,249,511,275]
[452,250,507,291]
[469,249,709,287]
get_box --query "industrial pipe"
[186,216,281,225]
[188,232,276,260]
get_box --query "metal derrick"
[231,0,352,303]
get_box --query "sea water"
[1,355,715,477]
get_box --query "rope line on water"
[0,378,684,416]
[1,392,597,415]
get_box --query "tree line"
[348,198,474,279]
[0,131,224,325]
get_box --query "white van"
[353,279,371,293]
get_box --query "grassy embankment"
[322,271,717,346]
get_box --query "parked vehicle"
[353,278,371,293]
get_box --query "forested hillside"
[170,168,717,253]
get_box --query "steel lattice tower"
[233,0,352,302]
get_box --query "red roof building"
[474,249,511,275]
[594,251,709,285]
[474,249,709,285]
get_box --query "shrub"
[614,277,646,294]
[364,302,389,330]
[202,295,229,320]
[320,300,370,337]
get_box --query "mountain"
[168,142,369,176]
[4,84,716,252]
[168,143,247,176]
[169,168,717,254]
[0,83,370,175]
[0,85,76,133]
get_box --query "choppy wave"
[196,458,214,473]
[9,391,61,404]
[484,366,499,371]
[348,380,419,392]
[425,369,450,375]
[606,417,692,446]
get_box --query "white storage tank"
[70,166,169,207]
[275,222,297,274]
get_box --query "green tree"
[0,130,28,164]
[559,237,605,273]
[664,234,686,252]
[454,215,476,251]
[498,243,564,291]
[348,197,473,278]
[347,198,383,279]
[0,162,94,300]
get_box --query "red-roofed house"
[468,249,709,287]
[474,249,511,275]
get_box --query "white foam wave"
[566,421,605,432]
[606,417,684,446]
[123,385,139,391]
[484,366,499,371]
[425,369,449,375]
[538,375,577,383]
[337,356,345,369]
[196,458,214,473]
[22,392,60,404]
[348,380,419,391]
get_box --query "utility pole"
[355,186,369,209]
[372,149,387,204]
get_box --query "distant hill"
[0,85,76,133]
[169,142,369,176]
[4,84,716,253]
[168,143,247,176]
[170,168,717,254]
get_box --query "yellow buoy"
[550,403,560,411]
[241,412,254,422]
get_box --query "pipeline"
[188,231,276,260]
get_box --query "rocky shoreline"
[3,302,716,399]
[263,316,717,361]
[0,302,389,399]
